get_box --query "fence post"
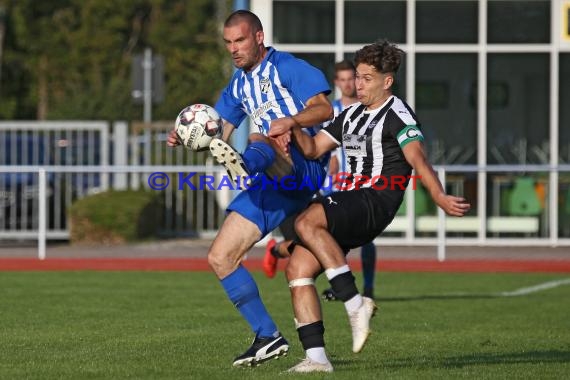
[113,122,128,190]
[38,168,46,260]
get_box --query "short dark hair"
[334,60,356,74]
[354,39,404,74]
[224,10,263,33]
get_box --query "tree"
[0,0,231,120]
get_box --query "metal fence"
[2,122,570,260]
[0,122,227,241]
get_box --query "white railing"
[1,164,570,260]
[0,165,229,259]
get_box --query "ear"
[383,74,394,90]
[256,30,264,45]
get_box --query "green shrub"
[68,190,161,245]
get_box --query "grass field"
[1,271,569,379]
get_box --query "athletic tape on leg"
[289,278,315,288]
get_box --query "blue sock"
[361,242,376,291]
[220,265,278,338]
[242,141,276,173]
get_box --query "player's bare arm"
[402,140,471,217]
[268,93,333,138]
[291,128,337,160]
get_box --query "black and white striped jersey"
[321,95,423,195]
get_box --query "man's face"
[355,63,390,106]
[334,69,356,98]
[223,21,264,71]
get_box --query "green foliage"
[0,271,569,378]
[0,0,231,120]
[68,189,161,244]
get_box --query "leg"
[295,200,377,353]
[263,212,298,278]
[208,212,288,366]
[286,245,333,373]
[360,241,377,298]
[249,133,293,179]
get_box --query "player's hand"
[167,129,181,147]
[435,194,471,217]
[270,131,291,154]
[268,117,296,137]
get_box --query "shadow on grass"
[375,293,498,302]
[373,350,570,370]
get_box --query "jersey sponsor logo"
[251,100,276,124]
[260,77,271,94]
[397,125,424,147]
[343,134,367,157]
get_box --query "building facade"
[251,0,570,243]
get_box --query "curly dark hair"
[354,39,404,74]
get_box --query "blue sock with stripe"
[242,141,276,173]
[220,265,278,338]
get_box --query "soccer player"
[271,40,471,373]
[263,60,378,301]
[167,10,332,367]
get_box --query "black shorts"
[315,188,400,251]
[278,212,299,241]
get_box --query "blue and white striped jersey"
[215,47,331,138]
[332,99,344,119]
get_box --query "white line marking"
[499,278,570,297]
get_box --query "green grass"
[1,271,569,379]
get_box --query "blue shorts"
[227,145,327,237]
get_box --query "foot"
[209,138,250,187]
[321,288,338,301]
[349,297,378,353]
[263,238,278,278]
[287,358,333,373]
[232,333,289,367]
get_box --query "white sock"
[306,347,329,364]
[344,294,363,314]
[324,264,350,280]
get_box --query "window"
[560,54,570,164]
[488,0,550,43]
[416,54,477,165]
[273,1,335,43]
[345,1,406,43]
[487,54,550,164]
[416,1,478,43]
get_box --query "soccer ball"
[175,104,223,151]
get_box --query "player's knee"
[286,253,319,282]
[285,259,303,282]
[207,249,227,273]
[295,207,323,240]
